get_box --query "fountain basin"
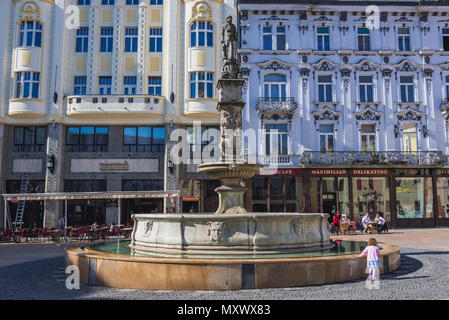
[65,240,401,290]
[129,213,332,255]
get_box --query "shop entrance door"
[322,193,337,222]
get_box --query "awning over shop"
[2,190,181,202]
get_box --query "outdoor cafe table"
[368,222,378,234]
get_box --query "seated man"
[361,213,370,233]
[375,213,386,234]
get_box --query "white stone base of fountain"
[130,213,332,255]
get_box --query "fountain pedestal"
[198,78,262,214]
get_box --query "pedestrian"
[361,213,370,233]
[359,238,382,284]
[331,211,341,235]
[375,213,386,234]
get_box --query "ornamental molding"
[256,58,295,71]
[395,16,413,23]
[314,16,333,22]
[191,1,212,22]
[312,58,337,71]
[354,107,382,121]
[354,59,379,72]
[396,107,424,121]
[312,106,341,121]
[19,1,41,21]
[394,59,418,72]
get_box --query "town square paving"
[0,229,448,300]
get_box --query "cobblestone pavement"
[1,229,448,300]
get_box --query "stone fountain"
[65,17,401,290]
[129,16,332,256]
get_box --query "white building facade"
[0,0,237,229]
[238,0,449,228]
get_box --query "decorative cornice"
[312,58,337,71]
[354,59,379,72]
[312,106,341,121]
[256,58,295,71]
[394,59,418,72]
[396,107,424,121]
[354,107,382,121]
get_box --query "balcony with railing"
[65,95,164,117]
[243,152,302,167]
[301,151,447,167]
[255,97,298,120]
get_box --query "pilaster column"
[137,4,148,94]
[111,7,123,94]
[87,7,99,94]
[43,123,64,229]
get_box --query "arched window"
[190,21,214,47]
[263,74,286,101]
[18,21,42,48]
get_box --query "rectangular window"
[122,180,163,191]
[15,72,40,99]
[148,77,162,96]
[276,26,286,50]
[402,123,417,153]
[443,28,449,51]
[400,76,414,102]
[396,177,433,219]
[98,77,112,95]
[319,124,334,152]
[76,27,89,52]
[359,75,373,102]
[126,0,139,4]
[18,21,42,48]
[361,124,376,152]
[77,0,91,4]
[13,126,46,152]
[190,72,213,98]
[101,0,115,5]
[190,22,214,47]
[358,27,370,51]
[123,126,165,152]
[398,27,410,51]
[150,0,163,4]
[318,75,332,102]
[74,76,87,95]
[262,26,272,50]
[66,127,108,152]
[125,28,138,52]
[265,124,288,156]
[149,28,163,52]
[187,126,219,159]
[100,27,113,52]
[123,76,137,95]
[317,27,330,51]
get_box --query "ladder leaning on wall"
[13,176,29,231]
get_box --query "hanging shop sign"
[309,169,347,176]
[352,169,389,176]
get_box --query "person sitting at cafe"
[331,212,341,235]
[361,213,371,233]
[91,222,98,232]
[108,222,117,236]
[375,213,386,234]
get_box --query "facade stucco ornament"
[343,79,350,91]
[341,68,351,78]
[426,78,432,94]
[20,1,41,21]
[302,78,309,94]
[355,60,378,72]
[354,108,382,121]
[422,125,429,138]
[143,221,153,237]
[440,63,449,71]
[396,107,424,121]
[312,107,341,121]
[395,16,413,22]
[207,221,227,243]
[191,1,212,21]
[423,68,434,78]
[315,16,333,22]
[384,79,391,94]
[395,60,418,72]
[312,59,337,71]
[257,58,295,71]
